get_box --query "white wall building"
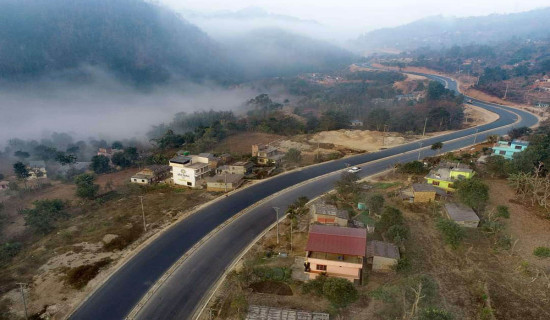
[169,155,211,188]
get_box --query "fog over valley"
[0,68,256,147]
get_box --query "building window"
[187,182,192,186]
[514,145,522,150]
[499,151,506,155]
[316,264,327,271]
[432,181,440,186]
[142,179,145,183]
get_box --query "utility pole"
[224,171,227,193]
[422,117,428,137]
[382,124,389,146]
[16,283,28,320]
[417,142,423,161]
[473,129,479,144]
[139,196,147,232]
[290,218,293,254]
[503,83,509,100]
[273,207,280,244]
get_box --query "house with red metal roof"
[304,225,367,283]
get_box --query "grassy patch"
[356,211,376,226]
[533,246,550,258]
[373,181,402,189]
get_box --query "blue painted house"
[492,140,529,159]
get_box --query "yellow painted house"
[424,162,475,192]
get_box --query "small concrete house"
[310,201,349,227]
[411,183,437,203]
[198,153,220,169]
[305,225,367,283]
[216,161,254,175]
[444,203,480,228]
[97,148,123,159]
[252,144,284,165]
[27,161,47,179]
[492,140,529,160]
[350,119,363,127]
[131,165,171,185]
[367,240,400,272]
[424,162,474,192]
[205,173,244,192]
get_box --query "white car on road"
[347,166,361,173]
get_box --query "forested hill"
[354,7,550,53]
[223,28,356,80]
[0,0,356,85]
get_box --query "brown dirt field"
[393,73,427,94]
[464,103,500,127]
[1,169,136,242]
[2,184,216,319]
[214,132,285,155]
[488,179,550,270]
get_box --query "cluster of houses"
[130,144,285,192]
[303,200,400,284]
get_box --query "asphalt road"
[69,74,538,320]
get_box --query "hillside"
[223,28,356,80]
[0,1,355,85]
[355,7,550,53]
[0,0,238,85]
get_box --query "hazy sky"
[159,0,550,36]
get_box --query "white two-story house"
[169,155,211,188]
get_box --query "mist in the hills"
[0,67,256,147]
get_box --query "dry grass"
[0,182,215,318]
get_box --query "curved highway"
[69,73,538,320]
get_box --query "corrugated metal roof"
[445,203,480,222]
[412,183,436,192]
[246,305,329,320]
[306,225,366,256]
[367,240,400,260]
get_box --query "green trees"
[90,155,110,174]
[455,178,489,211]
[303,276,358,308]
[377,206,409,244]
[366,108,390,131]
[74,174,99,200]
[14,150,30,160]
[322,277,359,308]
[427,81,449,100]
[111,141,123,150]
[21,199,67,234]
[366,193,385,214]
[13,161,30,180]
[111,152,132,168]
[335,172,360,196]
[376,207,404,233]
[436,219,465,249]
[485,155,511,178]
[283,148,302,164]
[55,152,77,165]
[319,110,351,131]
[431,142,443,154]
[419,308,454,320]
[396,161,428,174]
[508,127,532,140]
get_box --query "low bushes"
[65,258,112,289]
